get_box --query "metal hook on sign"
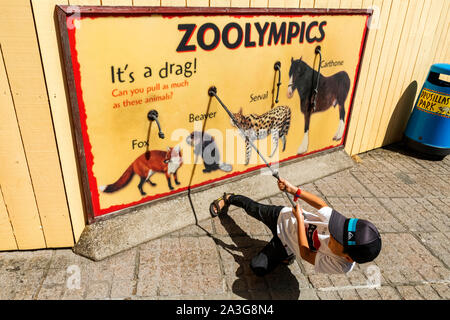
[208,86,300,210]
[274,61,282,104]
[145,109,165,159]
[311,46,322,112]
[147,110,165,139]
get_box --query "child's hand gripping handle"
[276,176,300,208]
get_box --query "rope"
[311,46,322,112]
[208,86,298,209]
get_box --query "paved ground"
[1,144,449,300]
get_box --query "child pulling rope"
[210,178,382,276]
[208,87,381,275]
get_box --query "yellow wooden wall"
[0,0,448,251]
[0,0,75,250]
[345,0,450,155]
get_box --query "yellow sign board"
[56,6,370,221]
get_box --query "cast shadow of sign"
[193,210,300,300]
[186,91,300,299]
[215,213,300,300]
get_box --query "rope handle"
[145,109,165,159]
[208,86,300,210]
[311,46,322,112]
[274,61,282,104]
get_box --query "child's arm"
[278,178,327,210]
[292,203,316,265]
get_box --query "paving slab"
[1,144,449,300]
[74,148,353,261]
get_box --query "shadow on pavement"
[383,142,446,161]
[211,213,300,300]
[187,165,300,300]
[381,81,417,148]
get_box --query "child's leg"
[228,195,285,235]
[250,236,290,277]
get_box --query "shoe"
[209,193,234,217]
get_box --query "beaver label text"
[189,112,217,122]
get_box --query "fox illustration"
[99,146,183,196]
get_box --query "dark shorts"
[228,195,292,277]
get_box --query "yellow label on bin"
[416,88,450,118]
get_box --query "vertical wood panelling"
[350,0,363,8]
[344,0,377,155]
[432,4,449,63]
[268,0,299,7]
[250,0,268,7]
[363,0,408,151]
[348,0,391,154]
[445,27,450,62]
[0,0,74,248]
[345,0,448,155]
[441,20,450,62]
[377,0,431,147]
[373,0,422,148]
[410,0,446,91]
[133,0,161,6]
[68,0,101,4]
[340,0,352,7]
[314,0,328,8]
[340,0,365,149]
[0,48,40,250]
[210,0,230,7]
[285,0,300,8]
[31,0,87,243]
[357,0,396,153]
[299,0,314,8]
[327,0,340,8]
[268,0,285,7]
[102,0,133,5]
[0,186,17,251]
[375,0,448,148]
[231,0,250,7]
[188,0,209,6]
[0,49,46,250]
[161,0,186,6]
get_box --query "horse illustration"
[287,57,350,154]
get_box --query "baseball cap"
[328,209,382,263]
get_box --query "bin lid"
[430,63,450,75]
